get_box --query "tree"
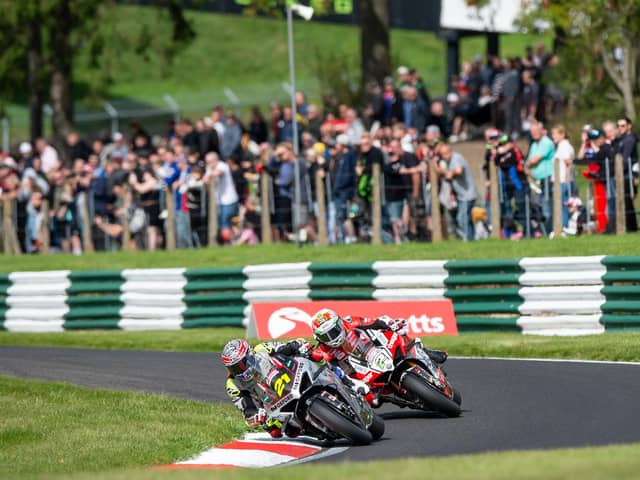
[239,0,391,101]
[521,0,640,121]
[360,0,390,92]
[0,0,197,158]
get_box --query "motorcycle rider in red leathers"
[310,308,448,407]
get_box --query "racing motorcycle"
[347,329,462,417]
[249,349,384,445]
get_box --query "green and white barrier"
[1,256,640,334]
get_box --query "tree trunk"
[48,0,74,164]
[360,0,390,92]
[28,0,44,142]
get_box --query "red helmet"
[221,339,255,381]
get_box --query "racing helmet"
[221,339,256,381]
[312,308,345,348]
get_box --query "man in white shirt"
[35,138,60,174]
[205,152,239,241]
[550,124,575,227]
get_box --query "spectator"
[550,124,575,227]
[195,118,219,158]
[400,85,429,134]
[220,115,242,160]
[18,142,34,170]
[204,151,239,242]
[526,121,556,233]
[35,137,60,174]
[66,132,91,161]
[435,143,477,241]
[345,108,364,147]
[615,116,638,232]
[330,134,357,244]
[248,107,269,145]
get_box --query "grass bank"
[60,443,640,480]
[2,330,640,363]
[0,376,244,480]
[1,233,638,273]
[3,375,639,480]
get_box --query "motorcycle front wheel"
[402,372,462,417]
[368,413,385,440]
[308,399,373,445]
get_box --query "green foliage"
[521,0,640,119]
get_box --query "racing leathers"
[225,339,315,437]
[313,315,447,405]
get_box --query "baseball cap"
[19,142,32,154]
[397,66,409,76]
[336,134,350,146]
[587,129,603,140]
[113,132,124,142]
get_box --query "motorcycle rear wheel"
[308,399,373,445]
[402,372,462,417]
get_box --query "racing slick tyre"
[308,399,373,445]
[402,372,462,417]
[368,413,385,441]
[453,388,462,406]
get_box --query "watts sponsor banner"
[247,301,457,340]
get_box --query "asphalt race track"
[1,346,640,463]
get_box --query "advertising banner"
[248,300,457,340]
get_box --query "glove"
[333,366,345,379]
[296,339,313,357]
[388,318,408,336]
[247,408,267,427]
[350,378,370,395]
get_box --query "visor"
[317,324,343,345]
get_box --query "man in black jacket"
[616,116,638,231]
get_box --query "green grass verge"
[2,330,640,362]
[57,443,640,480]
[1,233,639,273]
[0,376,245,480]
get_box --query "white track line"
[283,446,350,466]
[451,356,640,366]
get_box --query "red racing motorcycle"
[347,329,462,417]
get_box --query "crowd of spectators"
[0,45,638,255]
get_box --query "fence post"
[40,199,50,254]
[428,161,442,242]
[121,184,131,250]
[371,162,383,244]
[2,196,12,255]
[315,168,328,246]
[165,185,176,250]
[3,198,21,255]
[614,153,626,235]
[260,170,272,244]
[553,157,563,238]
[79,192,94,253]
[208,176,218,247]
[1,117,9,153]
[489,159,501,239]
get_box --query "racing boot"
[425,348,448,364]
[265,418,283,438]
